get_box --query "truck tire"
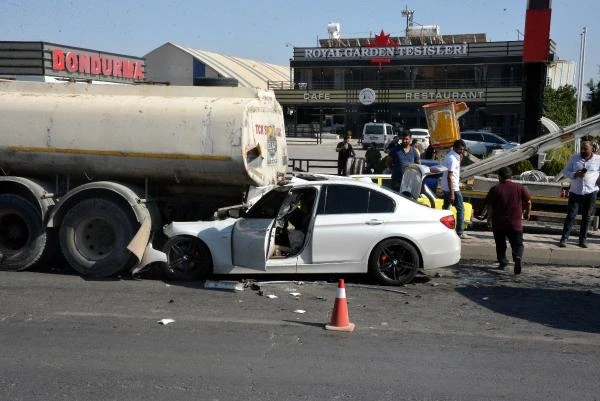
[59,198,137,278]
[0,194,51,271]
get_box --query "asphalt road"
[1,263,599,401]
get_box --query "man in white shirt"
[442,139,467,238]
[558,140,600,248]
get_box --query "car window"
[461,132,480,141]
[364,125,381,135]
[483,133,504,144]
[368,190,396,213]
[385,125,393,136]
[245,186,290,218]
[317,184,395,215]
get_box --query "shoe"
[579,243,588,248]
[514,257,522,275]
[498,262,508,270]
[558,241,567,248]
[458,233,470,239]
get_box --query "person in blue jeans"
[558,140,600,248]
[441,139,467,238]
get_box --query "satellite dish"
[327,22,341,39]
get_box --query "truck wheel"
[0,194,51,271]
[369,238,420,286]
[59,198,136,277]
[162,236,213,281]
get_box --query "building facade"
[272,29,554,144]
[0,41,145,84]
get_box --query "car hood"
[163,218,237,238]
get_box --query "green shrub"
[541,158,565,176]
[509,159,534,175]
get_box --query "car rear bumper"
[420,230,461,268]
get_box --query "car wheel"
[162,235,213,281]
[369,238,420,286]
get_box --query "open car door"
[231,186,290,270]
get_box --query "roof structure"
[171,43,289,89]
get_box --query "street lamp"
[575,27,587,153]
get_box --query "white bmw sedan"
[161,175,461,286]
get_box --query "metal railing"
[268,78,517,91]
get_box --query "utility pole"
[575,26,586,153]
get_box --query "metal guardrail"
[288,158,338,173]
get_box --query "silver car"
[460,130,519,157]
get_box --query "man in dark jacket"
[364,142,382,173]
[335,135,355,175]
[485,167,532,274]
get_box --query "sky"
[2,0,599,93]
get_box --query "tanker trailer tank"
[0,81,288,278]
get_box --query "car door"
[462,132,485,155]
[231,187,290,270]
[304,184,396,272]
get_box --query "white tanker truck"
[0,80,288,278]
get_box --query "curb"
[461,243,600,267]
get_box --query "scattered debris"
[346,283,408,294]
[157,318,175,325]
[266,294,278,299]
[293,309,306,314]
[204,280,244,292]
[289,292,301,297]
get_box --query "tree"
[542,84,576,128]
[585,78,600,118]
[541,85,577,171]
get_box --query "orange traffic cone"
[325,279,355,332]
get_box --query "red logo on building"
[368,29,398,68]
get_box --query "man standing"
[385,135,400,155]
[335,135,355,176]
[485,167,532,274]
[390,130,420,191]
[442,139,467,238]
[364,142,382,174]
[558,140,600,248]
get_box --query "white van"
[361,123,395,150]
[409,128,430,150]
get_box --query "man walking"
[390,130,420,191]
[442,139,467,238]
[558,140,600,248]
[485,167,532,274]
[335,135,355,176]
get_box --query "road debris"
[204,280,244,292]
[157,318,175,325]
[293,309,306,314]
[346,283,408,295]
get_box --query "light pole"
[575,27,587,153]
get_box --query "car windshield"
[364,126,382,135]
[245,186,291,218]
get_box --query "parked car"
[460,130,519,157]
[350,162,473,230]
[161,174,461,286]
[362,122,395,149]
[409,128,430,151]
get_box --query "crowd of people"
[335,131,599,276]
